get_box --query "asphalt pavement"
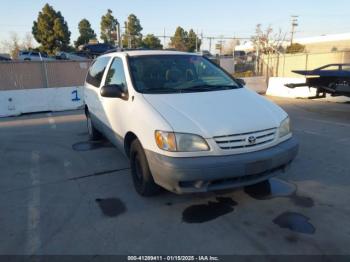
[0,96,349,255]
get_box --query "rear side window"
[86,57,111,87]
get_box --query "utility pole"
[125,21,131,48]
[290,15,299,45]
[195,29,199,52]
[208,37,213,53]
[163,28,166,49]
[116,22,121,48]
[201,31,203,52]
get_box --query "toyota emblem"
[247,136,256,144]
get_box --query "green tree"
[75,19,96,48]
[170,27,201,52]
[32,3,71,54]
[286,43,305,54]
[100,9,119,44]
[141,34,163,49]
[187,29,201,52]
[122,14,143,48]
[170,26,188,51]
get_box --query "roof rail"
[102,48,180,55]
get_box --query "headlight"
[155,131,210,152]
[279,117,291,138]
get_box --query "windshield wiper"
[142,88,178,94]
[179,84,238,92]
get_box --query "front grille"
[214,128,277,150]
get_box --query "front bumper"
[145,137,299,194]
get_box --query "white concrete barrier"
[243,76,267,94]
[266,77,350,102]
[0,86,84,118]
[266,77,316,98]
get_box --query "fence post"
[305,53,309,72]
[283,54,286,77]
[41,61,49,88]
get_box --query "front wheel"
[130,139,161,197]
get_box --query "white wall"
[243,76,267,94]
[266,77,350,102]
[266,77,316,98]
[0,86,84,118]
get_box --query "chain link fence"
[0,60,91,91]
[259,51,350,79]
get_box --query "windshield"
[128,55,241,94]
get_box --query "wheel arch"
[124,131,138,158]
[84,105,89,116]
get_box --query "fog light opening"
[194,180,205,189]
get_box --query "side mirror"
[236,78,246,86]
[100,84,128,100]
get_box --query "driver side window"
[105,57,127,92]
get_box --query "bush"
[286,43,305,54]
[233,71,254,78]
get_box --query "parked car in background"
[197,50,214,58]
[197,50,218,63]
[55,51,90,61]
[81,43,115,58]
[234,50,247,64]
[18,51,54,61]
[0,55,11,61]
[84,50,298,196]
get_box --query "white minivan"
[84,50,298,196]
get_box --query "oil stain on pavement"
[273,212,315,234]
[72,140,114,151]
[182,197,237,224]
[244,178,314,208]
[244,178,296,199]
[95,198,127,217]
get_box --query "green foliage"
[75,19,96,47]
[187,29,201,52]
[170,27,188,51]
[286,43,305,54]
[100,9,119,44]
[122,14,143,48]
[141,34,163,49]
[233,70,254,78]
[32,3,71,54]
[170,27,201,52]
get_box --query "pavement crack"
[67,167,130,181]
[1,167,130,194]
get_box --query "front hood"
[143,88,287,138]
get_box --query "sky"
[1,0,350,52]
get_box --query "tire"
[86,110,102,140]
[130,139,161,196]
